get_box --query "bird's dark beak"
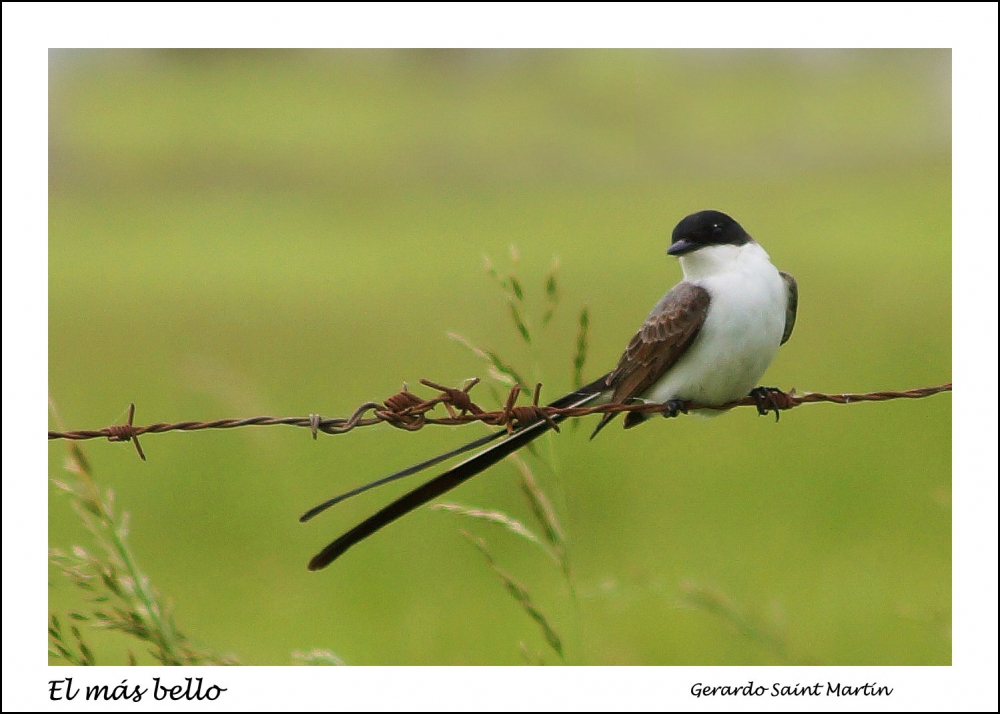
[667,240,697,256]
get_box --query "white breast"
[645,242,787,407]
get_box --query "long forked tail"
[306,379,607,570]
[299,430,505,523]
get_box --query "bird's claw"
[661,399,688,419]
[749,387,787,422]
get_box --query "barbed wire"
[48,378,952,462]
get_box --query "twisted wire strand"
[48,381,952,460]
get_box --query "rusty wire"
[48,379,952,460]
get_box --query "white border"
[5,2,996,711]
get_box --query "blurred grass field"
[48,49,951,665]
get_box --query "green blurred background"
[48,49,951,665]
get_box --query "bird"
[303,209,798,570]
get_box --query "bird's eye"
[711,224,723,235]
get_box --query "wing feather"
[779,271,798,345]
[591,282,710,436]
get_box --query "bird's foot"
[623,399,687,428]
[749,387,789,422]
[661,399,689,419]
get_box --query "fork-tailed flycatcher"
[303,210,798,570]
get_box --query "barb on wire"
[104,403,146,461]
[48,380,952,460]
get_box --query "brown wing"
[779,271,797,346]
[591,282,710,436]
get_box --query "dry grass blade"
[679,579,796,664]
[462,531,564,660]
[509,275,525,302]
[508,301,532,345]
[292,649,346,666]
[483,251,523,303]
[49,399,239,666]
[49,614,95,666]
[542,257,560,327]
[509,456,565,550]
[447,332,529,389]
[519,641,546,666]
[573,307,590,390]
[510,454,573,586]
[431,502,557,561]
